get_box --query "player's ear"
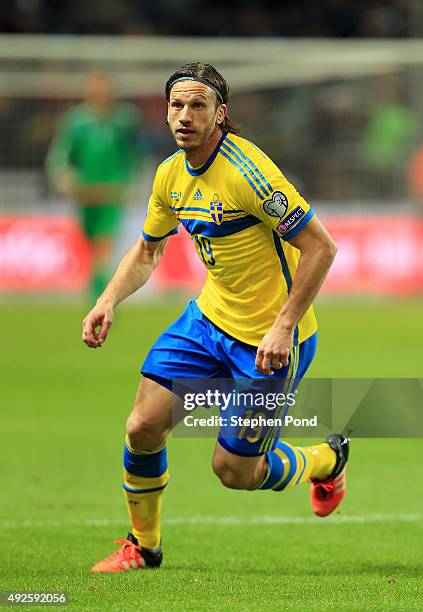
[216,104,227,126]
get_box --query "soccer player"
[82,62,349,573]
[46,73,143,301]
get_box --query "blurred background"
[0,0,422,298]
[1,4,422,607]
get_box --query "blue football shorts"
[142,300,317,457]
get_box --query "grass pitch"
[1,299,422,610]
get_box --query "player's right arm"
[45,111,76,197]
[82,163,178,349]
[82,236,168,348]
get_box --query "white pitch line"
[0,514,421,529]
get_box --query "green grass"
[1,299,422,610]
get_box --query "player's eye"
[193,102,205,109]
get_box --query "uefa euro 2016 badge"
[210,193,223,225]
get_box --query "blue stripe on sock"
[123,445,167,478]
[272,441,298,491]
[122,482,168,494]
[259,451,285,490]
[295,448,307,485]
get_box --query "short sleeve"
[142,169,179,242]
[240,168,315,241]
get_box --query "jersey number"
[195,235,215,266]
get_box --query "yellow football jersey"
[143,132,317,346]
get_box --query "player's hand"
[255,324,293,375]
[53,170,75,198]
[82,301,114,348]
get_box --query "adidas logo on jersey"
[193,188,203,201]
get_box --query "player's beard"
[171,118,217,153]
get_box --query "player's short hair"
[165,62,240,135]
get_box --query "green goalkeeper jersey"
[47,102,142,193]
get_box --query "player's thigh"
[126,376,176,447]
[78,204,122,240]
[215,332,318,457]
[93,204,122,237]
[141,300,222,385]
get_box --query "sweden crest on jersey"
[210,193,223,225]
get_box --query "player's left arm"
[255,216,337,375]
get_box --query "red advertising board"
[152,228,206,291]
[322,216,423,294]
[0,214,422,295]
[155,216,423,295]
[0,215,91,292]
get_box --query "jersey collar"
[185,131,227,176]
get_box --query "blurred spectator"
[46,73,145,301]
[361,74,418,199]
[0,0,417,37]
[307,84,364,199]
[407,145,423,214]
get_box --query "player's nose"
[179,105,192,124]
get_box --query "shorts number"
[237,410,266,443]
[195,235,215,266]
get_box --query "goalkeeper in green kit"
[47,73,144,301]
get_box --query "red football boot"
[91,533,162,573]
[310,434,349,518]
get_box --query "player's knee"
[126,412,166,450]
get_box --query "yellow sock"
[299,442,337,480]
[123,438,169,550]
[258,440,336,491]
